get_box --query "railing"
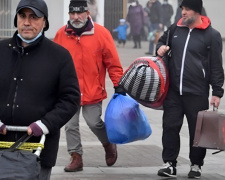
[0,29,16,39]
[0,0,15,39]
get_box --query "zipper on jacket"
[12,47,24,123]
[12,80,19,120]
[76,36,80,44]
[180,29,192,95]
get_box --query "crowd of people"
[114,0,207,54]
[0,0,223,179]
[115,0,175,51]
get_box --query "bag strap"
[204,26,212,51]
[8,134,32,152]
[165,23,176,57]
[167,23,177,45]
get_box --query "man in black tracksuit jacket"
[156,0,224,178]
[0,0,80,179]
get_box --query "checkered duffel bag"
[119,56,168,109]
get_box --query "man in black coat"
[145,0,163,55]
[162,0,174,30]
[156,0,224,178]
[0,0,81,179]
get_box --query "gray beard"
[70,18,88,29]
[182,15,197,26]
[182,18,194,26]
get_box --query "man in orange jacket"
[54,0,125,172]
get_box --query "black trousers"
[162,88,209,166]
[133,35,141,48]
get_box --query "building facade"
[0,0,224,40]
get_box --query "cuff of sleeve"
[36,120,49,135]
[0,121,3,127]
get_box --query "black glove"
[114,86,126,96]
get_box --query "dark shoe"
[188,164,201,179]
[157,162,177,177]
[133,46,137,48]
[64,152,83,172]
[145,52,153,55]
[102,143,117,166]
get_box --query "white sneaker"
[157,162,177,177]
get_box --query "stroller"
[0,126,45,180]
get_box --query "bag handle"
[5,126,45,156]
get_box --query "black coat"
[149,0,163,24]
[0,32,81,167]
[157,21,224,98]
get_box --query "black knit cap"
[69,0,88,13]
[180,0,203,14]
[14,0,49,31]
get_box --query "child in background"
[113,19,128,47]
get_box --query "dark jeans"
[162,88,209,166]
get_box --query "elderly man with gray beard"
[54,0,125,173]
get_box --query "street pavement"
[51,40,225,180]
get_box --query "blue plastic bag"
[105,93,152,144]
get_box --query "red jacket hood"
[177,16,211,30]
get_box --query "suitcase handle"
[5,126,46,156]
[213,104,218,112]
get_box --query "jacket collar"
[9,31,44,53]
[177,16,211,30]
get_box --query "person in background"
[126,0,144,49]
[162,0,174,30]
[0,0,81,179]
[54,0,125,173]
[143,1,152,41]
[145,0,163,55]
[113,18,128,48]
[156,0,224,178]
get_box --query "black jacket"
[0,32,81,167]
[157,16,224,98]
[149,0,163,24]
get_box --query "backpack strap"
[165,23,176,57]
[167,23,177,46]
[204,26,212,62]
[204,26,212,50]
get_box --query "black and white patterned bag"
[119,56,167,104]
